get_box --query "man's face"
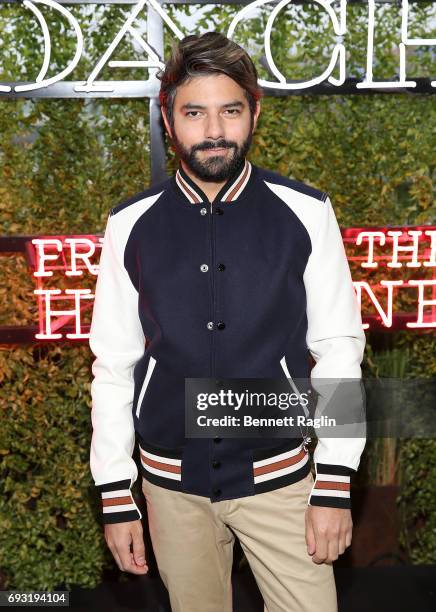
[162,74,260,182]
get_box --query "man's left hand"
[305,505,352,564]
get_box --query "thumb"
[305,509,316,556]
[131,529,146,566]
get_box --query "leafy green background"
[0,1,435,589]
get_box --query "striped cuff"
[96,479,142,524]
[308,463,355,509]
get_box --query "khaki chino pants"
[141,471,337,612]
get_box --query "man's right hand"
[104,520,149,574]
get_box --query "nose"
[204,113,225,141]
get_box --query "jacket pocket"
[136,355,157,419]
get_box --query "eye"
[185,109,241,118]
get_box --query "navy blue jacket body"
[89,158,366,524]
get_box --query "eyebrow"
[180,101,244,111]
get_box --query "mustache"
[194,142,235,151]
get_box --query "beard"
[169,119,254,182]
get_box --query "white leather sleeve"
[303,196,367,508]
[89,211,145,522]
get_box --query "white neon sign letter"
[64,238,99,276]
[353,280,404,328]
[356,0,436,90]
[356,231,386,268]
[14,0,83,93]
[32,238,63,277]
[423,230,436,267]
[75,0,184,93]
[34,288,94,339]
[227,0,347,90]
[407,280,436,328]
[387,230,422,268]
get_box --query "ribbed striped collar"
[175,158,253,204]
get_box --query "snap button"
[217,263,226,271]
[200,264,209,272]
[212,487,222,496]
[207,321,214,330]
[217,321,226,330]
[212,460,221,469]
[213,437,222,443]
[200,207,207,215]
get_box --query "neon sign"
[0,224,428,343]
[344,227,436,330]
[1,0,435,96]
[31,237,101,339]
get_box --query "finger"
[132,529,146,567]
[338,534,347,556]
[132,553,149,571]
[119,550,140,574]
[305,512,316,555]
[118,534,135,574]
[129,551,149,574]
[312,532,328,564]
[345,529,352,548]
[327,535,339,563]
[111,547,124,572]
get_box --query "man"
[89,31,366,612]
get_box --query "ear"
[252,100,261,131]
[161,106,173,139]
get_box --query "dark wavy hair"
[156,31,263,129]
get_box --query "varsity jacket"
[89,157,366,524]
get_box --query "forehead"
[174,74,246,108]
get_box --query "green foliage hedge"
[0,1,435,589]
